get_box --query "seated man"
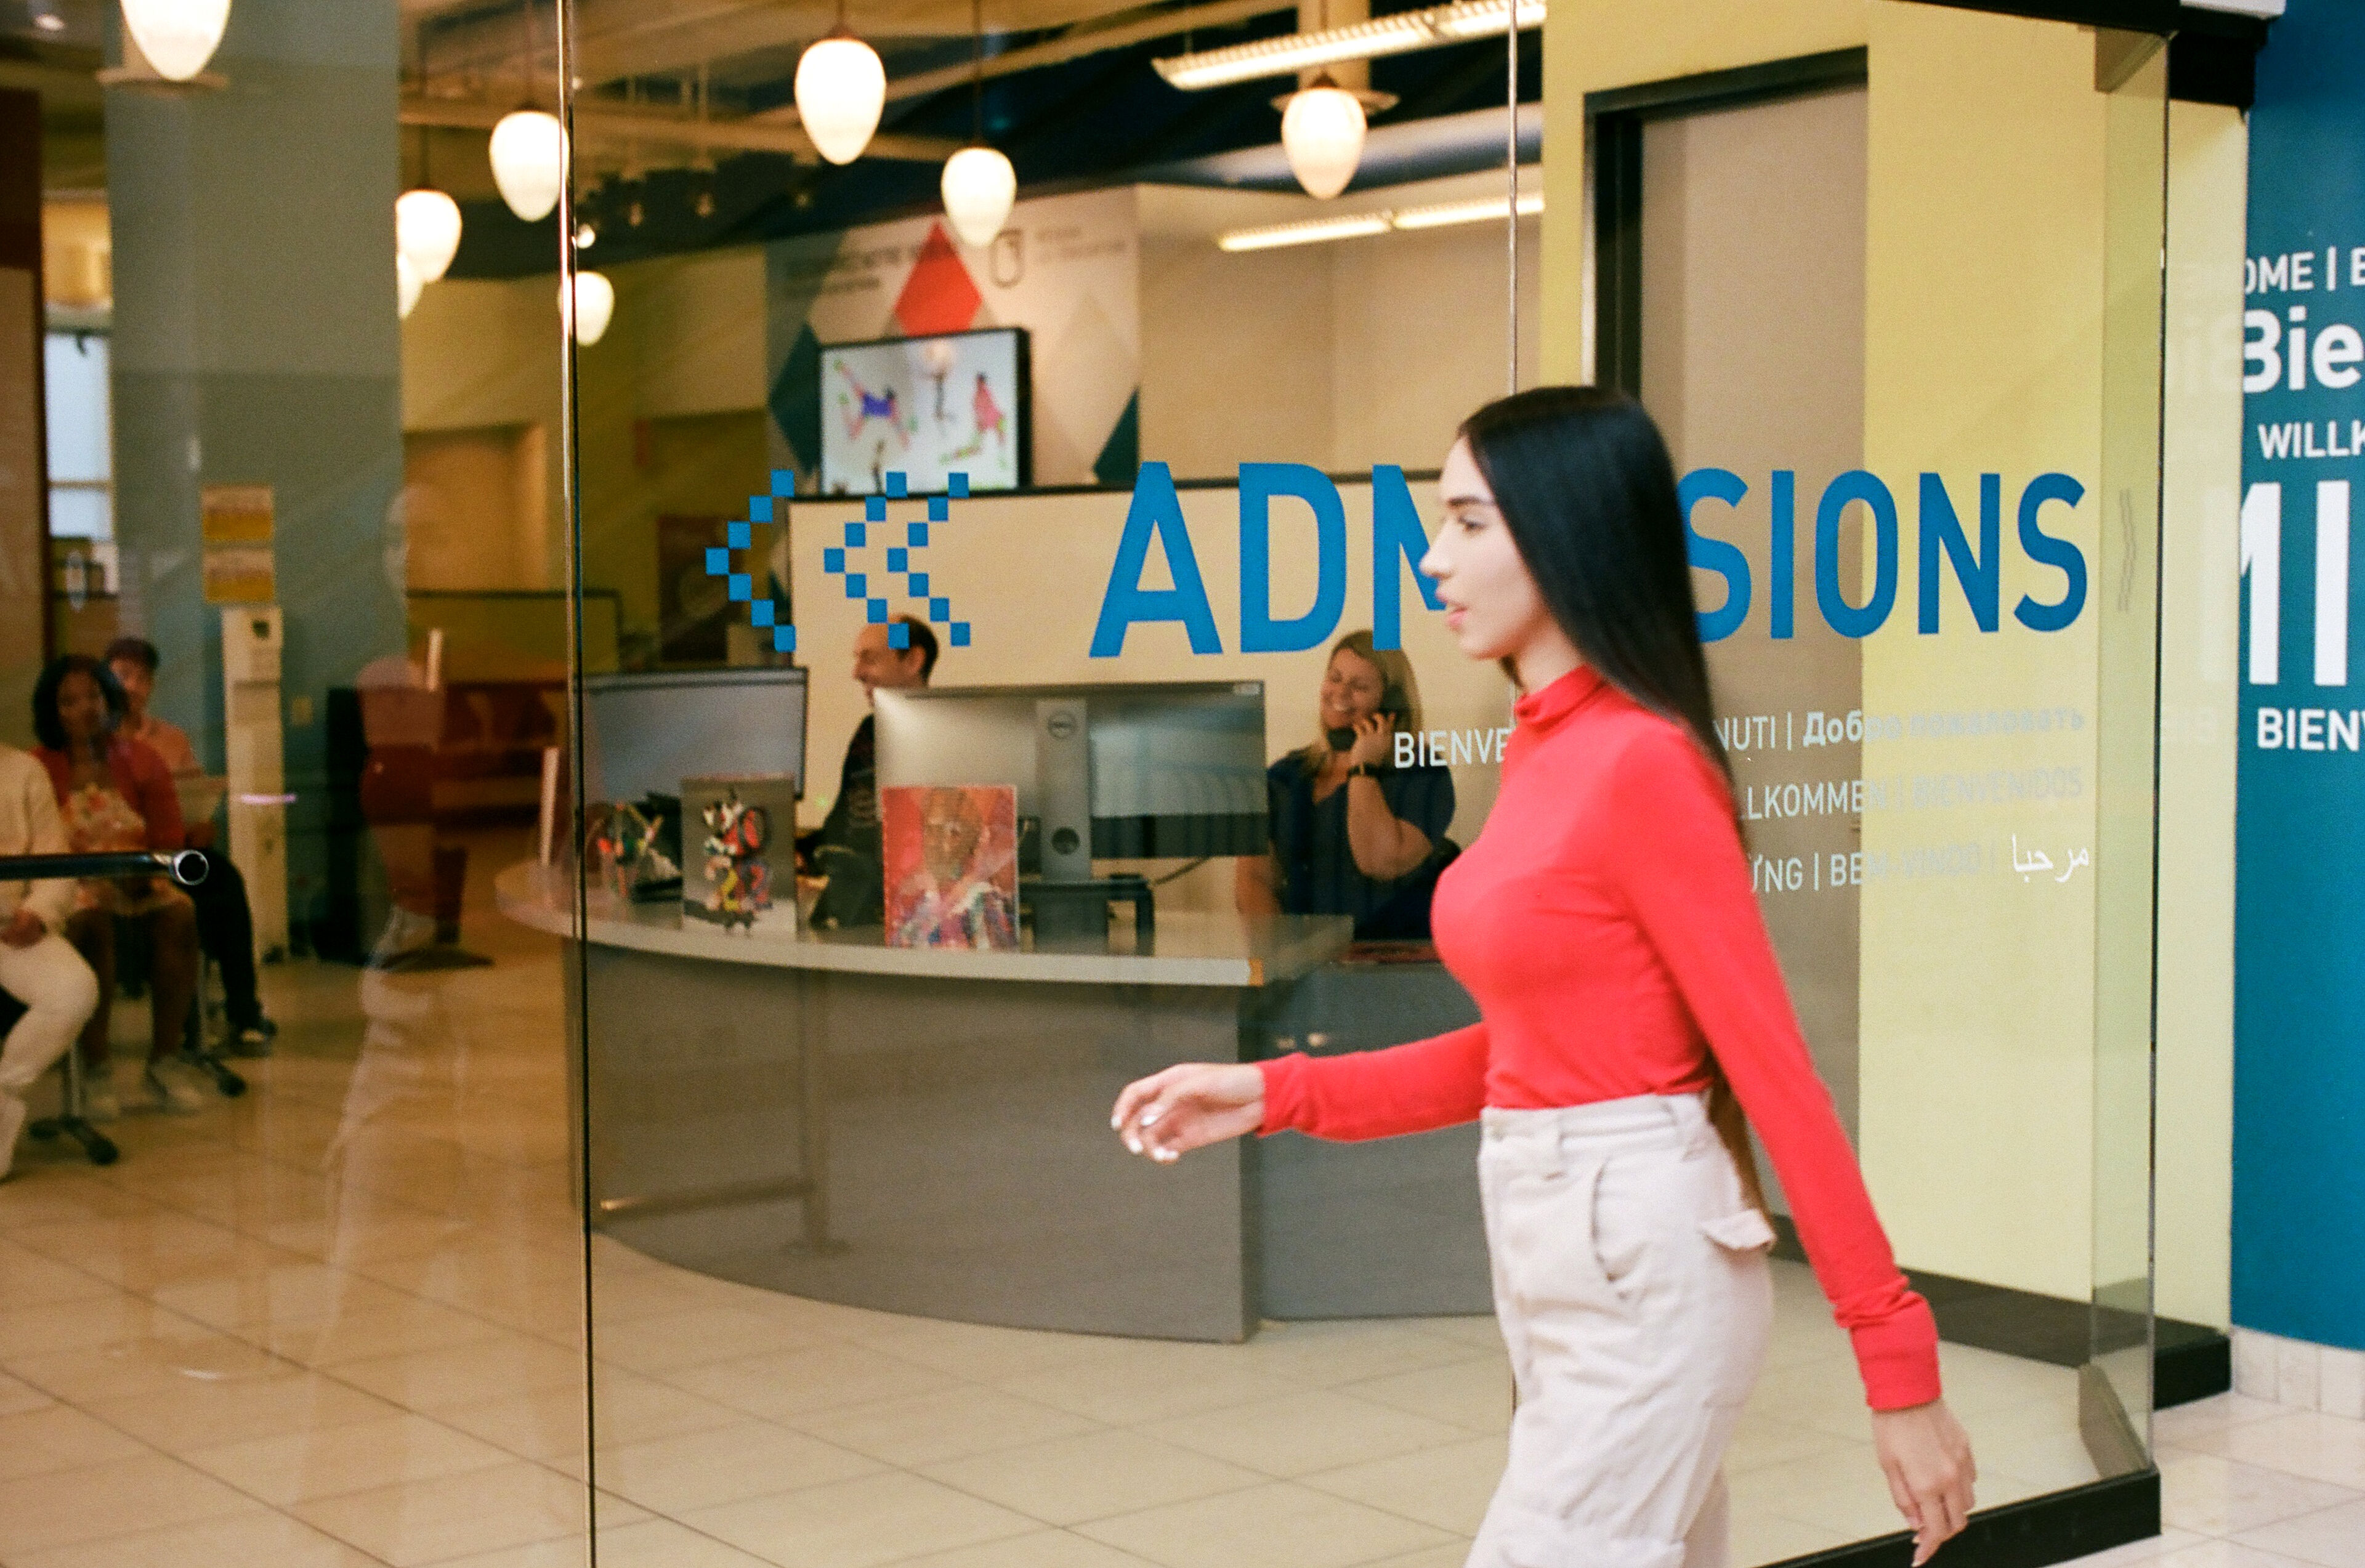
[797,616,937,929]
[0,742,101,1178]
[107,637,276,1053]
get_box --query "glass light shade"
[795,34,886,165]
[940,147,1016,248]
[490,110,568,222]
[563,270,615,346]
[120,0,232,83]
[395,188,462,283]
[1280,84,1367,200]
[397,253,424,320]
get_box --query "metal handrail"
[0,850,209,887]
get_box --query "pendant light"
[1280,73,1365,200]
[490,2,567,221]
[794,0,886,166]
[397,253,424,320]
[939,0,1014,247]
[396,129,462,283]
[563,271,615,346]
[119,0,232,83]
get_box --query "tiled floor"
[0,829,2353,1568]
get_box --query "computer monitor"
[582,668,807,806]
[871,681,1268,885]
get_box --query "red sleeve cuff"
[1255,1054,1309,1136]
[1850,1295,1945,1410]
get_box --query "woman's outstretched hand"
[1872,1399,1976,1565]
[1110,1063,1266,1163]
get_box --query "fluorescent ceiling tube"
[1157,0,1544,91]
[1216,188,1540,249]
[1218,212,1391,251]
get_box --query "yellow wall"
[2156,100,2247,1331]
[1537,1,2210,1302]
[1538,0,1869,382]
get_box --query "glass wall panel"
[1534,3,2167,1561]
[568,7,2164,1568]
[1,4,592,1566]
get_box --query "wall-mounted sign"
[200,483,275,604]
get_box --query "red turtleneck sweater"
[1256,667,1942,1411]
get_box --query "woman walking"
[1112,388,1975,1568]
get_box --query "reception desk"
[505,862,1498,1341]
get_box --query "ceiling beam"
[399,91,963,162]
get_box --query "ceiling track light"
[1216,188,1539,251]
[1156,0,1543,91]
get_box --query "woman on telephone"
[1236,630,1455,940]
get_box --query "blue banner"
[2236,0,2365,1352]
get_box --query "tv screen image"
[819,327,1029,496]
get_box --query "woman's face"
[1319,649,1385,732]
[1421,438,1554,663]
[57,669,110,745]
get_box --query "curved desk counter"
[502,862,1416,1341]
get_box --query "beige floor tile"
[1147,1389,1470,1479]
[2158,1396,2297,1450]
[0,1404,147,1481]
[1336,1360,1513,1435]
[1077,1479,1457,1568]
[0,1240,118,1311]
[598,1419,883,1514]
[444,1370,738,1463]
[181,1412,517,1505]
[236,1295,513,1367]
[1729,1445,1915,1543]
[923,1428,1266,1526]
[6,1327,287,1405]
[0,1454,261,1558]
[1358,1546,1478,1568]
[1300,1433,1508,1534]
[290,1458,602,1567]
[2053,1528,2216,1567]
[591,1304,822,1375]
[0,1294,202,1359]
[1231,1321,1492,1389]
[671,1341,960,1423]
[681,1469,1040,1568]
[1397,1317,1503,1352]
[1728,1508,1856,1566]
[1721,1412,1864,1475]
[1976,1427,2104,1495]
[0,1180,160,1237]
[854,1316,1133,1383]
[7,1506,382,1568]
[2162,1450,2364,1537]
[2136,1543,2327,1568]
[147,1260,424,1332]
[2231,1497,2365,1568]
[1934,1343,2085,1417]
[788,1385,1102,1468]
[85,1365,405,1452]
[996,1346,1313,1427]
[0,1367,56,1413]
[896,1529,1166,1568]
[2179,1413,2365,1490]
[331,1331,586,1411]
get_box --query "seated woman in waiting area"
[30,655,208,1119]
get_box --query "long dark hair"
[32,653,128,753]
[1459,386,1730,787]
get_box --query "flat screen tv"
[818,326,1029,496]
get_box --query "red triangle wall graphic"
[893,222,985,337]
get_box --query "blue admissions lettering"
[1088,464,2090,657]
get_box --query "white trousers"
[0,931,99,1097]
[1468,1093,1777,1568]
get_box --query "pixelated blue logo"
[705,469,974,654]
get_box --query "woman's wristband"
[1348,762,1386,780]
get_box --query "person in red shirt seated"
[31,655,208,1118]
[107,637,275,1053]
[1114,389,1975,1568]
